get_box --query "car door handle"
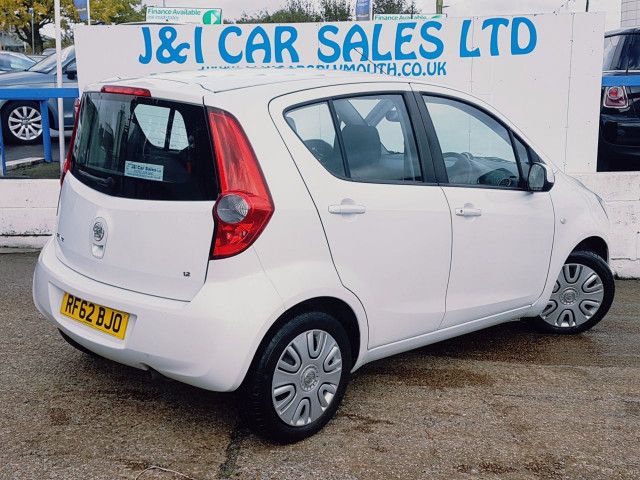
[455,207,482,217]
[328,204,366,215]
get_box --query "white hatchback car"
[33,69,615,442]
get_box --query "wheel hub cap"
[8,106,43,141]
[300,365,319,392]
[271,329,342,427]
[541,263,604,328]
[560,288,578,305]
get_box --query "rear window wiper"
[76,167,116,189]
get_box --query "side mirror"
[65,63,77,80]
[527,162,555,192]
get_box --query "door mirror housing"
[527,162,555,192]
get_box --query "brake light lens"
[604,86,629,108]
[100,85,151,97]
[61,97,82,185]
[73,97,80,118]
[208,108,274,259]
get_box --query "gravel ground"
[1,252,639,480]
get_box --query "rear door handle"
[328,204,366,215]
[455,207,482,217]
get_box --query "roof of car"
[102,68,409,94]
[606,26,640,36]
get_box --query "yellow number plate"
[60,292,129,340]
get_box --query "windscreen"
[70,92,217,201]
[29,46,74,73]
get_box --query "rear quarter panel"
[203,88,370,370]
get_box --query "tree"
[80,0,144,24]
[235,0,354,24]
[237,0,321,24]
[0,0,144,53]
[0,0,71,53]
[320,0,352,22]
[373,0,420,15]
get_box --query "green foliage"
[236,0,352,24]
[320,0,352,21]
[373,0,420,15]
[83,0,145,24]
[0,0,143,53]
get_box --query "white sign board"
[74,13,605,173]
[145,6,222,24]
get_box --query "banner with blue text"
[75,13,605,172]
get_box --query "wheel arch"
[571,236,609,263]
[248,296,362,378]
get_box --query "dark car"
[0,46,76,145]
[598,28,640,171]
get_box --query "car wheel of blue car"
[2,101,44,145]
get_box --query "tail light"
[73,97,80,118]
[208,108,274,259]
[61,97,82,185]
[100,85,151,97]
[604,86,628,109]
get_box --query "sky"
[143,0,621,29]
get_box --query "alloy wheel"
[8,105,42,141]
[541,263,605,328]
[271,329,343,427]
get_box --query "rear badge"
[91,217,108,259]
[93,220,105,242]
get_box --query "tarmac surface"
[1,252,638,479]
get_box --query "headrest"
[341,124,381,169]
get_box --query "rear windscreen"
[70,92,218,201]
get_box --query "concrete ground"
[3,137,67,179]
[1,252,638,480]
[5,135,68,163]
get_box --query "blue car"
[0,51,36,73]
[0,46,76,145]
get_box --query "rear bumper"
[33,238,284,392]
[597,139,640,171]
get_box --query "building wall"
[621,0,640,27]
[1,175,638,278]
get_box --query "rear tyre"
[59,329,100,358]
[240,312,352,443]
[532,251,614,334]
[1,101,44,145]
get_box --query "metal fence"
[0,87,79,176]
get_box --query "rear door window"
[333,95,422,182]
[71,92,217,201]
[603,34,640,71]
[625,34,640,71]
[285,94,422,183]
[604,35,624,71]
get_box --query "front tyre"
[533,251,615,334]
[240,312,352,443]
